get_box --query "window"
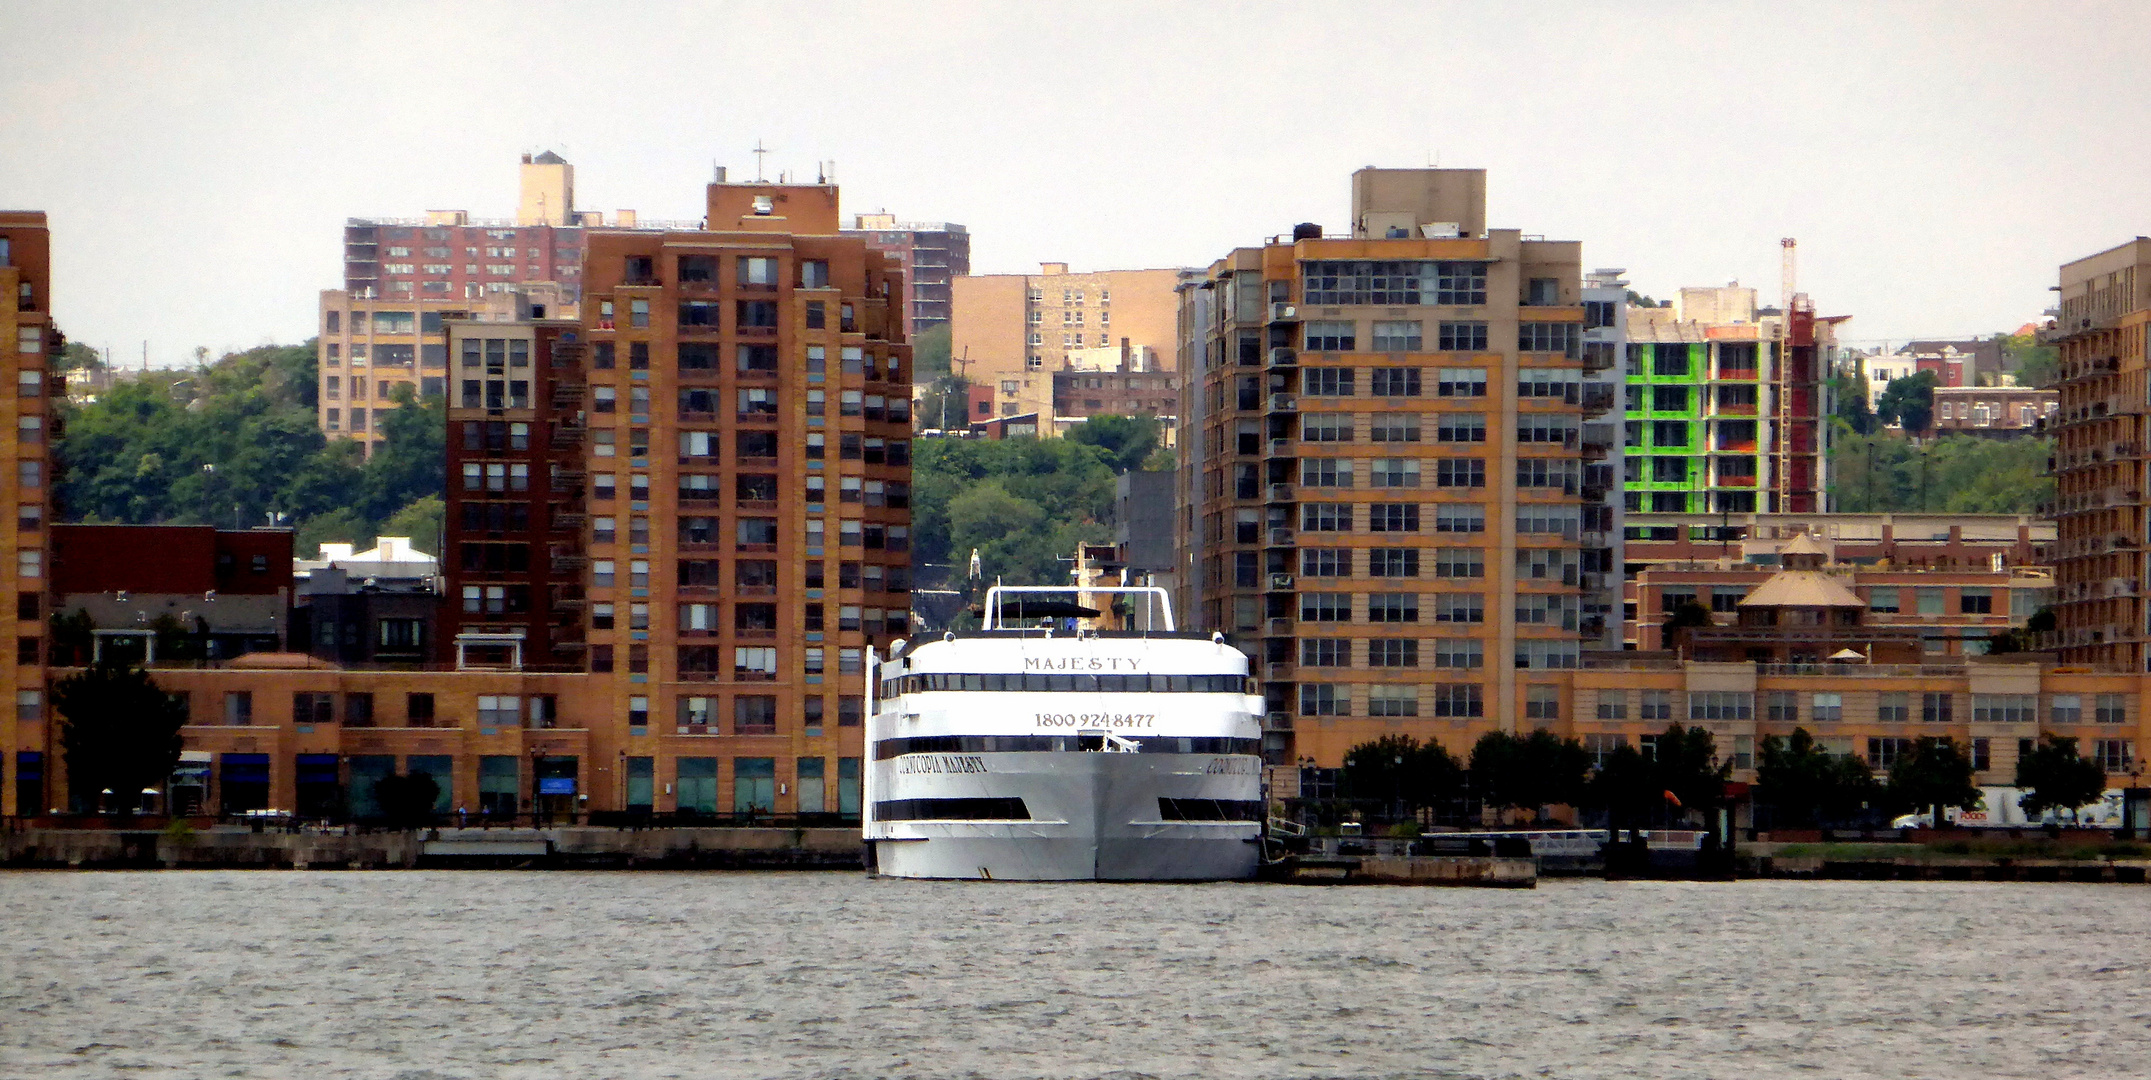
[1436,367,1487,397]
[1972,694,2035,724]
[1366,593,1418,623]
[1301,414,1353,442]
[1301,549,1352,577]
[1303,321,1356,351]
[1367,548,1416,577]
[1368,504,1418,532]
[1867,587,1900,614]
[1435,413,1485,442]
[1960,589,1993,615]
[1428,509,1479,535]
[1524,685,1561,722]
[1432,683,1483,718]
[1432,593,1483,624]
[1432,639,1483,670]
[1640,690,1674,721]
[1303,367,1355,396]
[1689,691,1752,721]
[1299,684,1348,717]
[1436,321,1488,351]
[1916,588,1945,616]
[1518,323,1580,357]
[2093,739,2134,773]
[1652,343,1691,376]
[1369,367,1420,396]
[1369,413,1420,442]
[1921,693,1954,724]
[1300,504,1352,532]
[1369,459,1419,488]
[1370,320,1422,351]
[1596,694,1628,721]
[2096,694,2126,725]
[1811,693,1843,722]
[1368,685,1418,717]
[1876,692,1910,723]
[1431,548,1482,578]
[1434,458,1485,488]
[1299,593,1350,622]
[1300,458,1352,488]
[1868,737,1914,770]
[1767,691,1799,722]
[2049,694,2082,724]
[223,691,253,725]
[1366,639,1417,667]
[1300,638,1349,667]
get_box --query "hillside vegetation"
[55,342,445,553]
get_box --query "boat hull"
[872,750,1260,882]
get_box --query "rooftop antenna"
[752,139,772,181]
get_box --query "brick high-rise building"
[845,214,969,338]
[2047,237,2151,669]
[1,211,59,814]
[1177,169,1607,763]
[569,176,913,814]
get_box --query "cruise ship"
[864,586,1266,881]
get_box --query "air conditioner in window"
[1269,574,1295,590]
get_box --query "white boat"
[863,585,1265,881]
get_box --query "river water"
[3,872,2146,1079]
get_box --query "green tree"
[52,662,188,814]
[57,341,106,374]
[1830,429,2051,514]
[911,325,953,381]
[2014,734,2107,820]
[1831,372,1877,435]
[912,434,1118,586]
[1874,371,1938,434]
[918,375,972,431]
[2002,332,2056,389]
[1886,736,1983,827]
[381,494,445,554]
[1654,724,1732,822]
[1756,727,1876,826]
[1343,734,1464,815]
[1469,729,1590,821]
[1585,743,1665,830]
[1067,414,1161,474]
[1661,600,1712,653]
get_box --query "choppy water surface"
[3,872,2148,1079]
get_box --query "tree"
[918,374,971,431]
[1584,743,1664,831]
[1469,729,1590,822]
[52,662,188,814]
[912,325,953,381]
[1661,600,1712,653]
[1874,371,1938,435]
[1831,372,1877,434]
[1343,734,1464,817]
[2002,332,2056,389]
[1653,724,1732,822]
[1887,737,1983,827]
[57,341,106,374]
[1830,429,2051,514]
[1756,727,1876,826]
[2014,734,2107,820]
[381,494,445,554]
[1067,414,1161,474]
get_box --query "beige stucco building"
[950,263,1181,429]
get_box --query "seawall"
[1,827,867,870]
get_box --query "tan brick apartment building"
[2047,237,2151,669]
[1,212,59,813]
[951,263,1181,427]
[1177,169,1616,763]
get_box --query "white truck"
[1891,786,2124,829]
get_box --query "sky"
[3,0,2148,366]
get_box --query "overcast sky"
[4,1,2146,365]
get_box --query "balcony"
[1265,662,1294,680]
[550,553,589,574]
[1267,527,1295,546]
[1579,383,1617,416]
[1269,303,1299,324]
[1268,347,1298,368]
[1266,438,1294,459]
[551,382,586,406]
[1266,617,1294,636]
[1264,711,1294,732]
[1267,483,1295,502]
[1268,393,1298,412]
[1268,573,1295,590]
